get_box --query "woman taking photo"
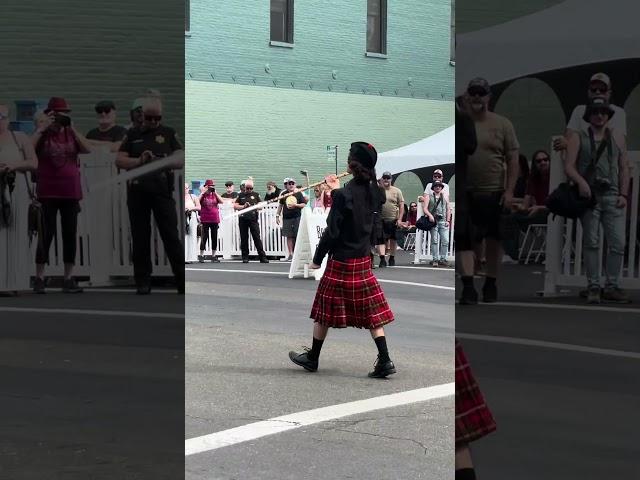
[185,182,200,263]
[0,103,38,294]
[32,97,92,294]
[198,179,225,263]
[289,142,396,378]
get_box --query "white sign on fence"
[289,208,329,280]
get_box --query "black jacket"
[313,179,382,264]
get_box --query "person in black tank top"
[288,142,396,378]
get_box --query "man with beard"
[116,96,185,294]
[462,77,519,304]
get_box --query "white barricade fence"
[543,143,640,294]
[414,202,456,264]
[198,203,288,259]
[32,148,183,283]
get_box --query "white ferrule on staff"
[227,171,351,219]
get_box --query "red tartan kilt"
[310,256,394,329]
[455,339,496,447]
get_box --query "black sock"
[455,468,476,480]
[389,255,394,259]
[307,337,324,361]
[380,255,385,261]
[374,336,390,362]
[461,276,474,288]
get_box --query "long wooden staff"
[226,171,350,218]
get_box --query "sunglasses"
[433,174,443,177]
[245,186,254,190]
[382,176,392,180]
[144,114,162,122]
[589,86,608,94]
[96,107,112,114]
[467,87,489,97]
[286,181,296,185]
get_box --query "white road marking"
[0,307,182,319]
[185,382,454,456]
[477,301,640,315]
[457,333,640,360]
[185,268,454,290]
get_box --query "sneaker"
[379,257,387,268]
[198,255,204,263]
[288,349,318,372]
[431,260,439,267]
[368,356,396,378]
[62,278,83,294]
[211,257,220,263]
[33,277,46,294]
[259,257,270,263]
[482,282,497,303]
[460,285,478,305]
[602,287,631,304]
[242,257,249,263]
[439,260,450,268]
[388,256,395,267]
[586,286,601,304]
[579,287,602,299]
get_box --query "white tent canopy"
[376,125,454,177]
[456,0,638,96]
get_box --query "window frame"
[185,0,191,35]
[366,0,387,56]
[270,0,294,45]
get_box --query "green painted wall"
[186,80,453,203]
[3,1,184,136]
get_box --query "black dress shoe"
[136,283,151,295]
[62,278,83,294]
[288,350,318,372]
[259,257,269,263]
[368,356,396,378]
[33,277,46,294]
[242,257,249,263]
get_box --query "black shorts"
[456,191,504,250]
[381,219,397,241]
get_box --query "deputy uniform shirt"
[119,125,182,193]
[279,191,306,219]
[86,125,128,143]
[235,190,261,220]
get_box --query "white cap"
[590,73,611,88]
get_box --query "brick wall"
[3,1,184,136]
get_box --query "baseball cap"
[204,179,215,187]
[433,169,443,175]
[583,97,615,122]
[131,98,145,111]
[382,171,392,178]
[590,73,611,88]
[283,177,295,184]
[224,181,234,187]
[95,100,115,110]
[431,180,444,190]
[467,77,491,95]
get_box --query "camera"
[54,113,71,127]
[208,186,215,192]
[592,177,611,192]
[436,214,444,221]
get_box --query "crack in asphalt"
[321,427,430,455]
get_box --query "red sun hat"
[44,97,71,114]
[204,179,215,187]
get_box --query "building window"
[271,0,294,44]
[185,0,190,33]
[450,0,455,62]
[367,0,387,54]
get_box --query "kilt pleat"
[455,339,496,447]
[310,256,394,329]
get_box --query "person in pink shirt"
[198,179,225,262]
[31,97,92,294]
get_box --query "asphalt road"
[185,251,455,480]
[457,264,640,480]
[0,289,184,480]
